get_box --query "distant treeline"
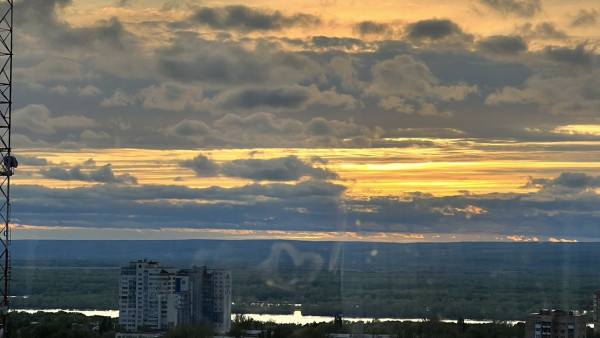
[9,240,600,321]
[7,311,116,338]
[11,311,600,338]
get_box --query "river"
[12,309,521,325]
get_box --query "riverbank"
[11,309,523,325]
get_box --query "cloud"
[543,44,593,68]
[183,5,320,32]
[218,85,312,110]
[180,154,339,181]
[14,180,346,231]
[213,112,302,137]
[50,85,69,96]
[18,0,136,51]
[476,35,528,55]
[13,104,96,135]
[16,0,150,80]
[353,21,392,37]
[206,112,383,148]
[213,84,356,112]
[163,119,213,140]
[570,9,598,27]
[479,0,542,17]
[311,36,365,50]
[366,55,477,106]
[506,235,538,242]
[517,22,567,39]
[180,154,220,177]
[80,130,111,141]
[221,156,339,181]
[484,68,600,115]
[329,56,362,91]
[15,164,600,239]
[548,238,577,243]
[540,172,600,190]
[27,58,84,82]
[156,37,320,86]
[40,163,138,184]
[115,0,133,7]
[17,156,49,166]
[16,0,72,31]
[101,89,136,107]
[405,19,472,43]
[306,117,380,139]
[76,85,102,97]
[162,113,308,147]
[138,82,204,111]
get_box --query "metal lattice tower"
[0,1,13,337]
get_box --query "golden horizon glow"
[10,223,587,243]
[16,139,600,198]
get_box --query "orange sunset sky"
[9,0,600,242]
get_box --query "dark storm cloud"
[353,21,391,36]
[16,0,71,30]
[16,0,149,82]
[156,38,320,85]
[570,9,598,27]
[180,154,339,181]
[544,44,593,68]
[526,172,600,191]
[185,5,320,32]
[476,35,528,55]
[156,48,264,84]
[13,180,346,231]
[479,0,542,17]
[221,156,339,181]
[17,0,135,51]
[219,86,311,109]
[406,19,472,42]
[40,163,138,184]
[180,154,220,177]
[57,17,135,51]
[549,172,600,189]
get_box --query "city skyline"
[10,0,600,242]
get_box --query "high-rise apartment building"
[525,309,587,338]
[119,259,231,334]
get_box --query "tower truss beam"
[0,1,12,337]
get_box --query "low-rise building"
[525,309,587,338]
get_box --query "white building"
[119,259,231,334]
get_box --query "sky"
[8,0,600,242]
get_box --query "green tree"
[163,322,213,338]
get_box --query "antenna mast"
[0,1,14,337]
